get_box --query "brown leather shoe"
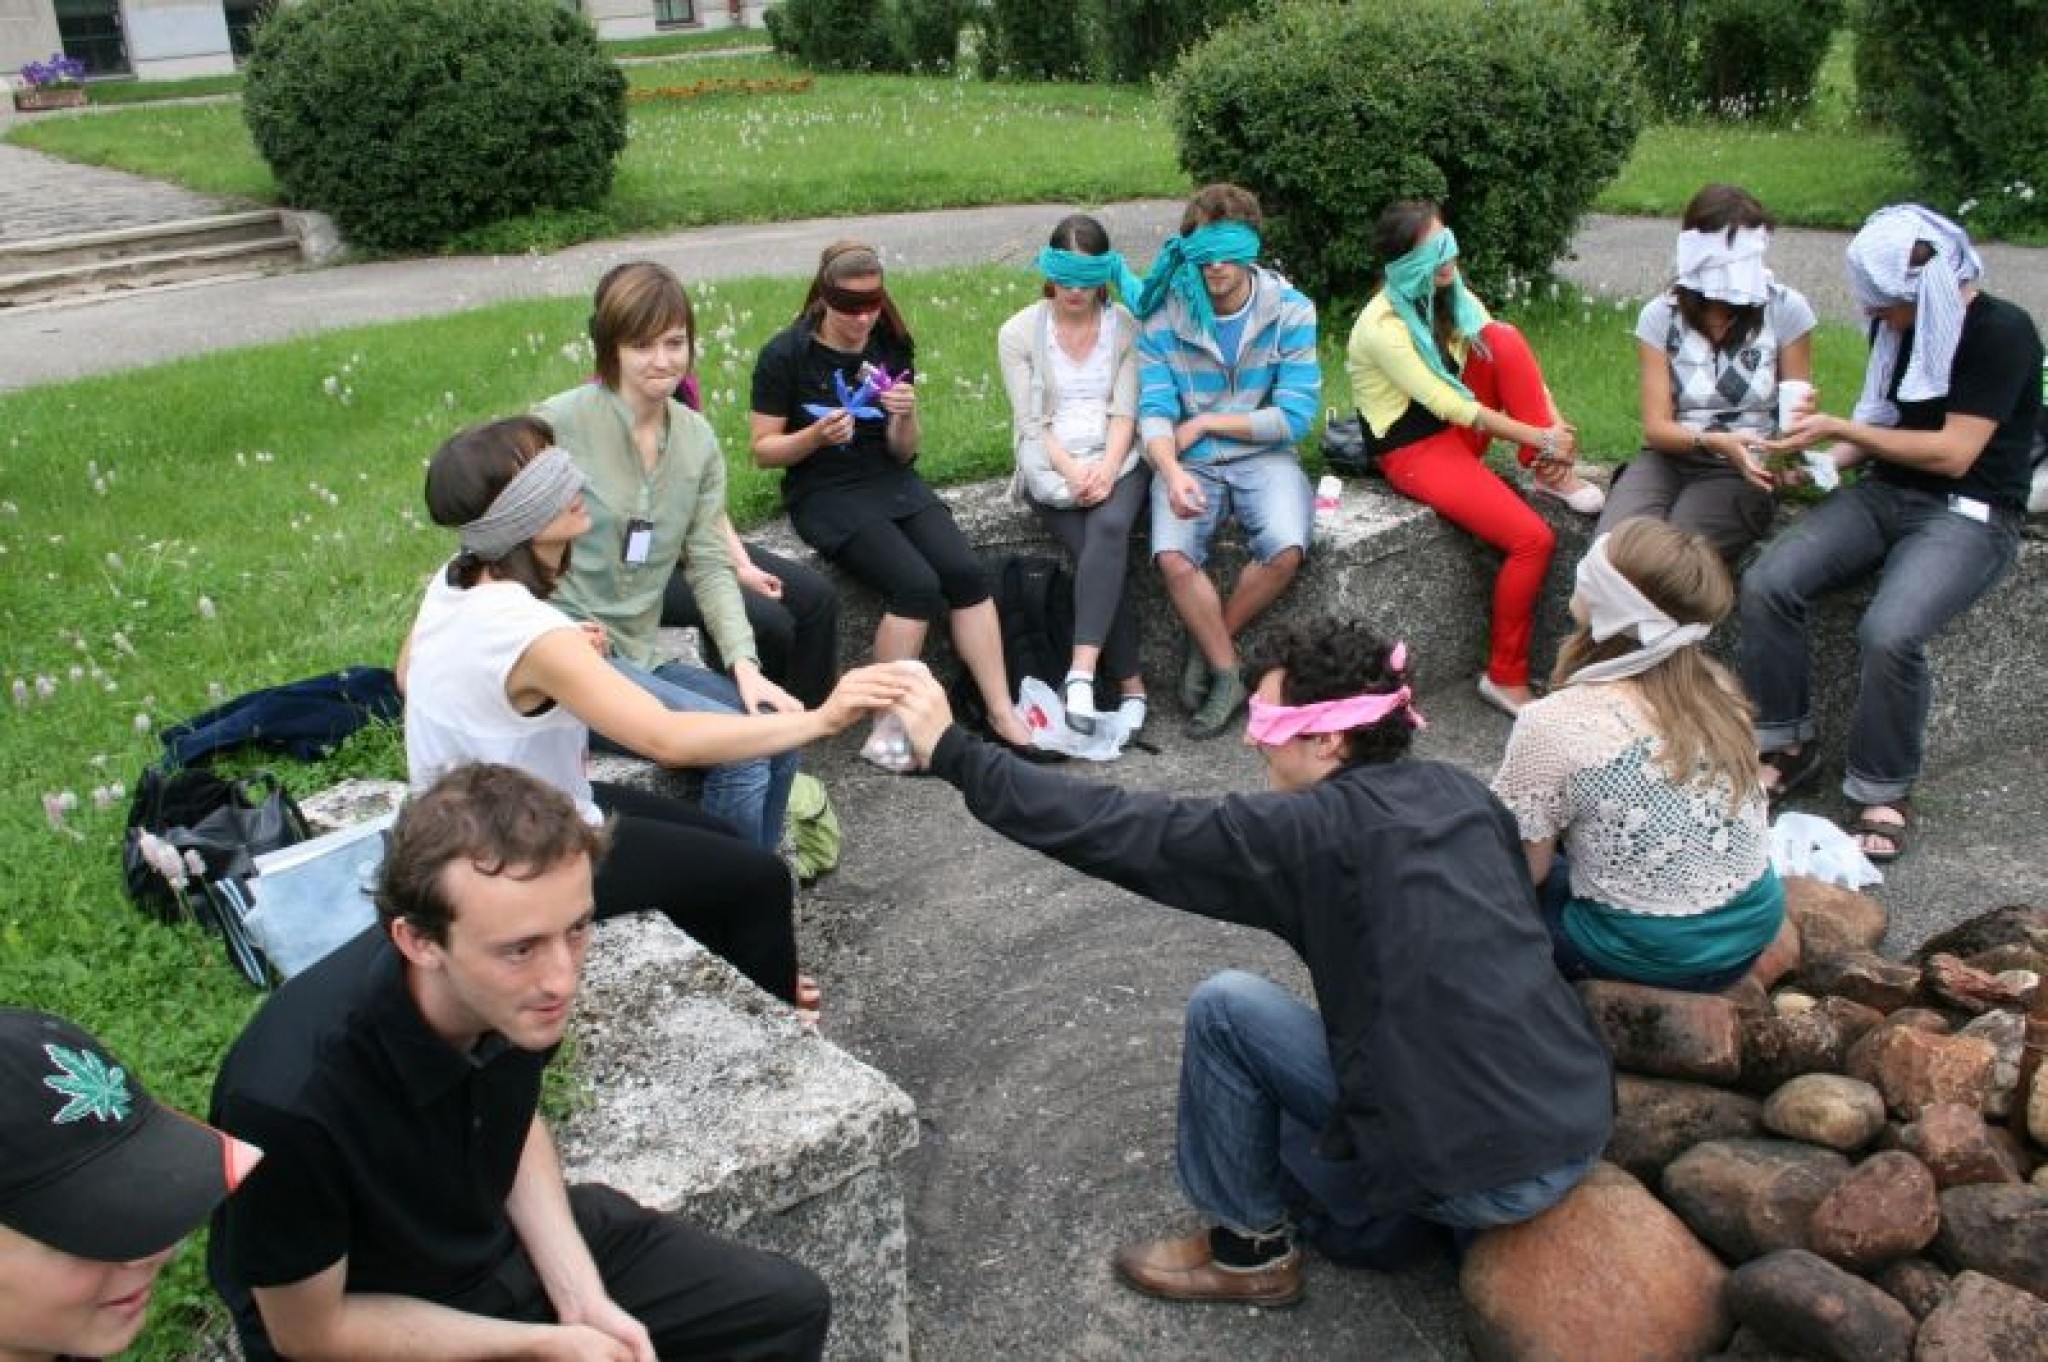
[1112,1229,1304,1306]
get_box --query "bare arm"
[511,629,900,766]
[505,1118,653,1362]
[251,1258,630,1362]
[1770,410,1999,479]
[1636,341,1770,491]
[749,410,853,469]
[1522,838,1556,886]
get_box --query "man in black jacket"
[892,619,1613,1306]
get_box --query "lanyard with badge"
[611,397,661,566]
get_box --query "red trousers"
[1379,322,1557,687]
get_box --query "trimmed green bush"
[1853,0,2048,232]
[889,0,976,72]
[764,0,903,71]
[1166,0,1642,305]
[242,0,626,254]
[1096,0,1236,84]
[980,0,1084,79]
[1591,0,1843,119]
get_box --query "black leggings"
[590,781,798,1004]
[829,503,991,622]
[660,543,842,709]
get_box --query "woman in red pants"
[1346,200,1603,714]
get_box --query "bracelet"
[1538,427,1560,463]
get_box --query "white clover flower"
[323,375,341,396]
[9,678,27,705]
[133,712,152,734]
[91,785,117,811]
[197,596,216,619]
[105,551,124,571]
[207,682,226,702]
[444,391,457,408]
[34,675,56,699]
[111,631,134,656]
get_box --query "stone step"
[0,210,306,307]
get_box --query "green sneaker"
[1186,666,1248,740]
[1180,644,1211,713]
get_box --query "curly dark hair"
[1242,617,1419,768]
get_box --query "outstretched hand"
[894,668,956,768]
[818,663,920,734]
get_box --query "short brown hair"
[1180,183,1264,235]
[589,261,696,391]
[376,763,610,944]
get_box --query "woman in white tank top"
[399,416,911,1010]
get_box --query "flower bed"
[627,75,814,103]
[15,52,87,111]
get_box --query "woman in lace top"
[1491,519,1784,991]
[1595,184,1817,567]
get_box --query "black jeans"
[461,1183,830,1362]
[828,503,991,622]
[590,781,799,1005]
[662,544,842,710]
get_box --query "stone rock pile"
[1461,885,2048,1361]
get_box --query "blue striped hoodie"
[1137,264,1321,464]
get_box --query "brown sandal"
[1759,745,1821,807]
[1849,802,1912,865]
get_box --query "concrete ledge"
[558,917,918,1362]
[735,470,2047,767]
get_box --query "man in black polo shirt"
[208,763,830,1361]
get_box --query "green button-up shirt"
[535,383,756,672]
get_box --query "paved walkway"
[0,140,244,245]
[4,196,2046,393]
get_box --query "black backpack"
[949,555,1076,735]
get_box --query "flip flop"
[1759,745,1822,807]
[1849,802,1912,865]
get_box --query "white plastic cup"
[1776,379,1814,433]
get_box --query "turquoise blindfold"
[1383,226,1489,398]
[1036,246,1146,305]
[1132,221,1262,331]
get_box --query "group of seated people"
[6,182,2040,1359]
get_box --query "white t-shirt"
[1048,311,1118,459]
[403,571,600,823]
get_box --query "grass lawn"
[606,26,773,57]
[83,72,245,105]
[0,262,1873,1354]
[6,55,1184,249]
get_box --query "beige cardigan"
[996,300,1142,507]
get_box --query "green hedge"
[243,0,626,254]
[1096,0,1236,84]
[1591,0,1843,119]
[980,0,1084,79]
[1166,0,1642,305]
[763,0,905,70]
[1853,0,2048,233]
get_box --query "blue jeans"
[1175,971,1595,1254]
[1148,453,1313,567]
[605,658,797,852]
[1739,480,2020,804]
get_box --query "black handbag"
[1321,411,1382,479]
[123,767,311,986]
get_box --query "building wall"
[122,0,234,79]
[0,0,65,80]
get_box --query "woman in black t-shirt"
[750,240,1036,750]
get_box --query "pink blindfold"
[1244,686,1424,744]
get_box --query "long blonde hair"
[1552,518,1760,809]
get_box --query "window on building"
[655,0,698,28]
[225,0,276,61]
[55,0,127,76]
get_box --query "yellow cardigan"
[1344,291,1489,440]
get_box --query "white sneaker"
[1477,675,1530,717]
[1530,473,1606,515]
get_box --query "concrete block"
[558,915,918,1362]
